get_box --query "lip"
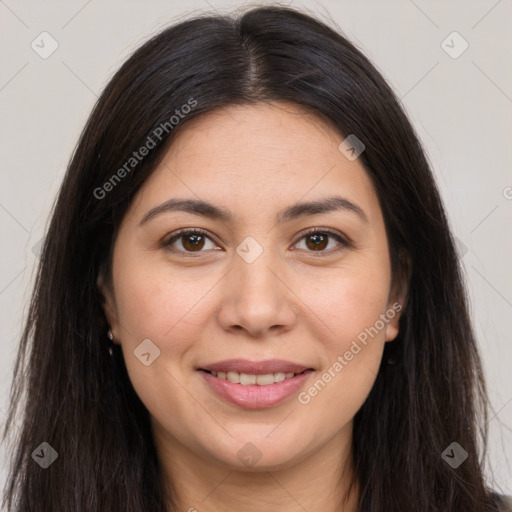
[198,358,311,375]
[197,359,315,409]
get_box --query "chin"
[208,432,308,472]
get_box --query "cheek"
[113,249,206,344]
[296,288,388,428]
[296,260,391,421]
[314,259,391,349]
[111,255,209,427]
[111,250,223,405]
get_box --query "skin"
[99,101,408,512]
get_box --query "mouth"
[197,359,315,408]
[199,368,312,385]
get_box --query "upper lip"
[198,359,313,375]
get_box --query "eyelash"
[162,227,351,257]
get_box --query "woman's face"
[100,101,405,472]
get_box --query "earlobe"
[384,293,406,342]
[385,321,400,343]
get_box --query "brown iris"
[305,232,328,251]
[182,233,206,251]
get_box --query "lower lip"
[199,370,314,409]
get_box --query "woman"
[2,5,510,511]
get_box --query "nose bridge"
[234,235,280,303]
[218,235,296,335]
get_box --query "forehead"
[168,101,343,174]
[128,102,383,228]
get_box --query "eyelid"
[163,228,219,255]
[294,226,349,244]
[292,227,351,255]
[162,227,351,256]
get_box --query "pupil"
[184,234,204,251]
[308,233,327,251]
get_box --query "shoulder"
[491,492,512,511]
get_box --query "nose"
[216,247,297,338]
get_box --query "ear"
[385,249,411,342]
[97,269,120,344]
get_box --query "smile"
[203,369,304,385]
[198,360,315,408]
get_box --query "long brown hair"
[2,5,505,511]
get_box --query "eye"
[293,228,350,255]
[163,229,219,255]
[163,227,350,257]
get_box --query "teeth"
[240,373,256,385]
[226,371,240,383]
[256,374,274,385]
[208,370,300,385]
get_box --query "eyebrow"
[139,195,369,226]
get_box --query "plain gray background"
[1,0,511,499]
